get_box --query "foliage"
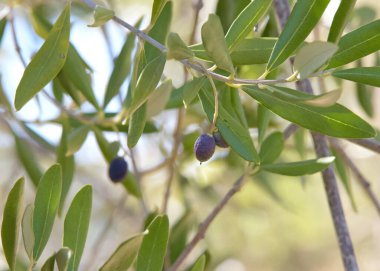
[0,0,380,270]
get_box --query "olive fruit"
[194,133,216,162]
[212,131,229,148]
[108,157,128,182]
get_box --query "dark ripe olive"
[194,134,216,162]
[108,157,128,182]
[212,131,229,148]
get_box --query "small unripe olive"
[108,157,128,182]
[194,134,215,162]
[212,131,229,148]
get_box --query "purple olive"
[194,134,216,162]
[108,157,128,182]
[213,131,229,148]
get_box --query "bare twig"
[329,138,380,216]
[347,138,380,154]
[168,171,250,271]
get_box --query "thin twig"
[129,148,148,215]
[347,138,380,154]
[329,138,380,216]
[168,171,249,271]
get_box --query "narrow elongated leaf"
[13,133,43,187]
[169,212,193,263]
[66,125,90,156]
[327,20,380,68]
[266,0,330,72]
[14,3,71,110]
[33,164,62,261]
[191,38,277,65]
[57,119,75,215]
[257,104,271,143]
[216,0,250,32]
[201,14,235,74]
[225,0,272,51]
[22,204,34,261]
[151,0,168,25]
[122,173,142,198]
[356,82,373,117]
[199,85,259,162]
[190,255,206,271]
[128,104,147,148]
[136,215,169,271]
[145,1,172,63]
[147,79,173,117]
[327,0,356,43]
[1,178,25,270]
[167,32,194,60]
[93,127,115,163]
[182,76,206,108]
[0,16,7,45]
[104,19,142,108]
[293,42,338,79]
[88,5,115,27]
[64,186,92,271]
[100,234,144,271]
[21,123,55,152]
[259,132,284,164]
[129,54,166,116]
[56,247,72,271]
[261,157,335,176]
[302,89,342,107]
[41,254,55,271]
[332,67,380,88]
[60,45,99,109]
[242,86,375,138]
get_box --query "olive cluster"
[194,131,229,162]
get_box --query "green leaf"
[167,32,194,60]
[128,54,166,116]
[225,0,272,51]
[201,14,235,74]
[356,82,373,118]
[332,67,380,88]
[145,1,172,63]
[128,104,147,148]
[55,247,72,271]
[136,215,169,271]
[88,5,115,27]
[266,0,330,72]
[21,123,56,152]
[64,186,92,271]
[301,89,342,107]
[257,104,271,143]
[33,164,62,261]
[151,0,168,25]
[41,254,55,271]
[216,0,250,32]
[93,127,116,163]
[259,132,284,164]
[57,119,75,215]
[22,204,34,261]
[182,76,206,108]
[327,0,356,43]
[1,178,25,270]
[122,173,142,198]
[327,20,380,68]
[199,85,259,162]
[66,125,90,156]
[100,234,144,271]
[13,133,43,187]
[60,45,99,109]
[104,19,142,108]
[191,38,277,65]
[242,85,376,138]
[168,212,193,264]
[0,16,7,45]
[261,157,335,176]
[14,3,71,110]
[190,254,206,271]
[293,42,338,79]
[331,149,357,211]
[146,79,173,117]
